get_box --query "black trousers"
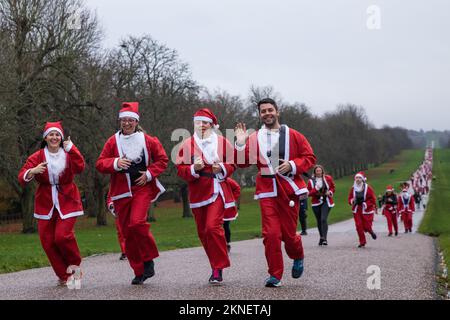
[223,221,231,243]
[299,199,308,232]
[312,202,331,240]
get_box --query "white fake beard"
[120,133,144,163]
[47,148,67,179]
[354,182,364,192]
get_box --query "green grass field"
[0,149,425,274]
[419,149,450,286]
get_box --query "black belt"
[261,174,294,179]
[199,172,216,178]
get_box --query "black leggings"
[312,203,331,240]
[223,221,231,243]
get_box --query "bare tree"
[0,0,101,232]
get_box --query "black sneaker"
[227,244,231,253]
[388,233,393,237]
[319,239,324,246]
[370,232,377,240]
[395,231,398,236]
[209,269,223,285]
[119,253,127,261]
[143,260,155,281]
[322,240,328,246]
[301,231,308,236]
[358,244,366,248]
[131,275,144,285]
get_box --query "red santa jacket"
[96,131,168,203]
[18,144,85,220]
[348,184,377,215]
[224,178,241,221]
[235,125,316,200]
[307,175,335,208]
[397,193,415,214]
[177,132,237,209]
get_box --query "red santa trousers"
[353,211,374,246]
[402,212,413,231]
[114,184,159,276]
[192,196,230,270]
[259,195,304,280]
[37,211,82,281]
[383,210,398,234]
[115,218,126,253]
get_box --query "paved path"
[0,205,438,300]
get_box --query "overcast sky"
[85,0,450,131]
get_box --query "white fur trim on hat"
[193,116,213,123]
[355,173,366,180]
[119,111,140,121]
[43,128,64,139]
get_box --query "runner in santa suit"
[307,165,335,246]
[223,177,241,253]
[398,187,415,233]
[235,98,316,287]
[96,102,168,285]
[176,108,237,285]
[381,185,399,237]
[18,121,85,286]
[106,192,127,260]
[348,172,377,248]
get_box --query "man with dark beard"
[235,98,316,287]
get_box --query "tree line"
[0,0,413,233]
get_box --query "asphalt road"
[0,204,438,300]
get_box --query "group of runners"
[18,99,433,288]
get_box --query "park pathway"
[0,203,438,300]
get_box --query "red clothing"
[307,175,336,208]
[193,196,230,270]
[96,132,168,203]
[397,194,415,214]
[38,212,81,281]
[353,212,374,246]
[348,184,377,245]
[177,132,236,271]
[18,145,85,220]
[97,131,168,277]
[384,212,398,234]
[236,126,316,200]
[236,125,315,280]
[348,184,377,214]
[398,193,415,232]
[176,133,236,209]
[114,185,160,276]
[224,178,241,221]
[260,195,304,280]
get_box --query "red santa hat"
[42,121,64,139]
[386,185,394,192]
[354,171,367,182]
[193,108,219,129]
[119,102,140,121]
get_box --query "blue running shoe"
[292,259,304,279]
[265,276,282,288]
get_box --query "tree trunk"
[96,185,107,226]
[180,184,192,218]
[173,186,181,203]
[21,185,37,234]
[84,185,97,218]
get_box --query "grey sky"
[85,0,450,131]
